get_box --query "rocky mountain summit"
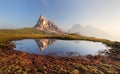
[34,15,62,34]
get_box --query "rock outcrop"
[34,15,62,34]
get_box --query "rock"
[34,15,63,34]
[71,69,80,74]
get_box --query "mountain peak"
[34,15,63,34]
[40,15,46,20]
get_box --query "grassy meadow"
[0,28,120,73]
[0,27,120,49]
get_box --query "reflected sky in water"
[14,39,110,56]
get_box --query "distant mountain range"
[34,15,63,34]
[68,24,113,39]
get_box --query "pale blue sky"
[0,0,120,35]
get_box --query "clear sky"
[0,0,120,35]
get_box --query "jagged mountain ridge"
[34,15,62,34]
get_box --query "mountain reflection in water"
[14,39,109,56]
[35,39,56,51]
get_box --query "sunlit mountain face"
[34,15,63,34]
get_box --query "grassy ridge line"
[62,34,120,48]
[0,28,44,34]
[0,28,120,48]
[0,33,105,45]
[0,34,48,42]
[0,33,54,47]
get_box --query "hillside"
[0,28,44,34]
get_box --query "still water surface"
[13,39,109,56]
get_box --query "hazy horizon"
[0,0,120,40]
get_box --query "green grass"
[0,27,120,49]
[0,27,44,34]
